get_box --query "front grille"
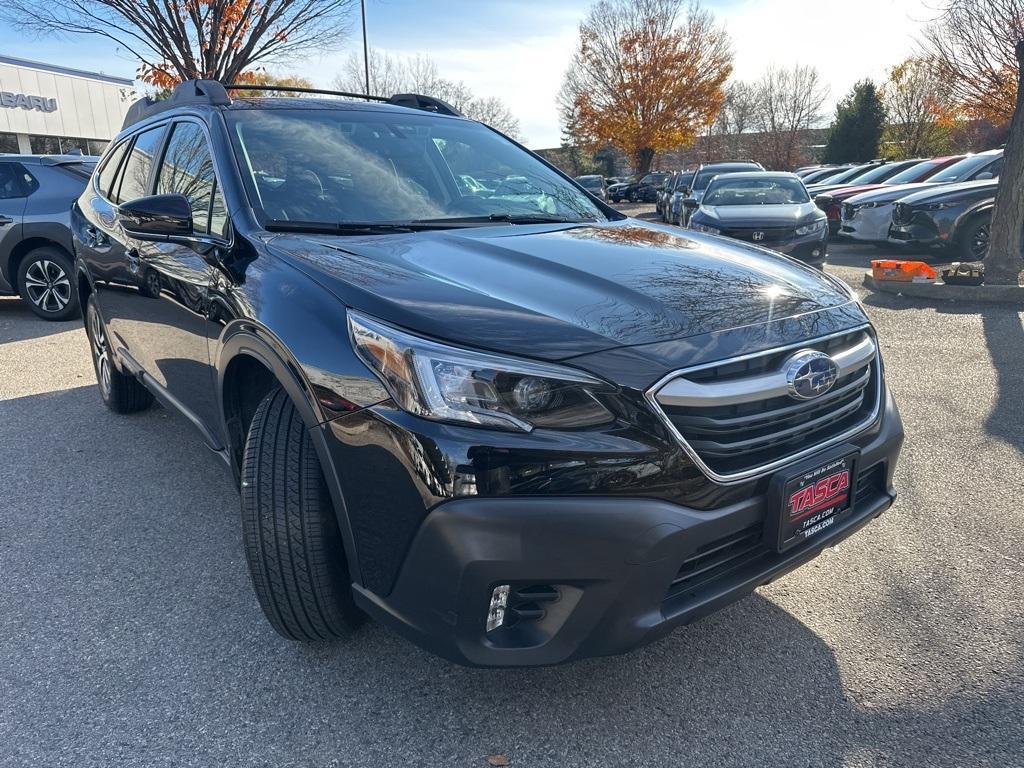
[892,202,914,226]
[651,328,880,481]
[664,463,889,604]
[720,226,794,243]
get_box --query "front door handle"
[85,224,107,247]
[0,215,13,226]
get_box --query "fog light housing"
[486,585,510,632]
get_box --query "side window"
[0,162,31,199]
[156,122,217,234]
[986,158,1003,178]
[115,125,166,204]
[209,184,229,238]
[97,141,130,199]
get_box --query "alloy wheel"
[970,223,990,259]
[23,259,72,313]
[88,304,112,399]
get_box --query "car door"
[127,118,225,439]
[0,161,30,292]
[82,125,168,353]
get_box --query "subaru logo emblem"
[752,231,765,241]
[784,350,840,400]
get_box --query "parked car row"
[636,149,1003,264]
[811,149,1002,259]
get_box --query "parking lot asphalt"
[2,209,1023,767]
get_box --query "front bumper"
[840,204,893,242]
[353,388,903,667]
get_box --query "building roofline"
[0,55,135,87]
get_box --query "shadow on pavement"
[2,384,1022,765]
[0,295,81,344]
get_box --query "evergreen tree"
[823,80,887,163]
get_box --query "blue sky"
[0,0,934,147]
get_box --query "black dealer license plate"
[774,452,857,552]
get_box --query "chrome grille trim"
[645,324,882,485]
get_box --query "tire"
[241,387,362,641]
[956,215,991,261]
[85,296,153,413]
[17,247,79,321]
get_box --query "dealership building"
[0,55,135,156]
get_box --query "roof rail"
[224,83,389,102]
[122,79,230,129]
[122,79,466,130]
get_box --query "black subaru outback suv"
[72,81,903,667]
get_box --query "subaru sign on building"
[0,55,135,155]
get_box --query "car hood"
[898,178,998,206]
[268,219,855,362]
[700,202,821,226]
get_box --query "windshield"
[928,153,1000,183]
[575,175,603,189]
[641,173,668,185]
[693,165,759,191]
[703,177,810,206]
[885,159,946,185]
[851,163,908,185]
[816,164,876,185]
[227,108,606,229]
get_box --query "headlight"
[348,311,614,432]
[689,222,720,235]
[795,218,826,235]
[922,201,956,211]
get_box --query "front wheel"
[17,247,79,321]
[957,216,991,261]
[241,388,363,641]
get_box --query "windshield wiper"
[412,213,595,226]
[263,220,480,235]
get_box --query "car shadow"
[858,291,1024,457]
[0,295,82,344]
[3,384,1022,765]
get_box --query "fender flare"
[216,323,365,588]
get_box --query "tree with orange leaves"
[881,58,957,160]
[2,0,354,87]
[559,0,732,176]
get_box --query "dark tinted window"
[97,141,130,199]
[0,162,30,199]
[982,157,1003,178]
[157,122,217,234]
[115,126,166,204]
[694,164,761,190]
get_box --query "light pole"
[361,0,370,96]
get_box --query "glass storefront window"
[26,135,108,156]
[0,132,19,154]
[29,135,62,155]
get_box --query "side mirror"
[683,198,700,210]
[975,171,994,181]
[118,194,193,241]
